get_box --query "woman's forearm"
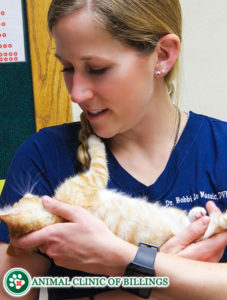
[152,252,227,300]
[0,242,51,300]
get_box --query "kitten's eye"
[61,66,74,73]
[87,66,108,75]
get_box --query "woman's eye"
[61,66,74,73]
[87,67,108,75]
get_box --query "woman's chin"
[91,126,117,139]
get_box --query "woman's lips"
[86,109,108,121]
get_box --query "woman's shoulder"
[2,122,82,201]
[191,111,227,131]
[35,121,81,146]
[188,111,227,143]
[16,122,82,158]
[191,112,227,190]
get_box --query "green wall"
[0,0,36,179]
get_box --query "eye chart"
[0,0,26,63]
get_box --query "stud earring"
[156,71,161,76]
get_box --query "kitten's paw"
[188,207,207,223]
[88,135,105,152]
[202,212,219,239]
[203,212,227,239]
[220,212,227,229]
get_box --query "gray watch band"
[124,242,159,298]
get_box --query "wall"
[0,0,72,179]
[0,0,36,180]
[180,0,227,120]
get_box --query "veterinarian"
[1,0,227,299]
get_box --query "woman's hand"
[160,201,227,262]
[12,196,137,276]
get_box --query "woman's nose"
[70,72,94,104]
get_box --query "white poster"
[0,0,26,63]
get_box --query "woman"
[1,0,227,299]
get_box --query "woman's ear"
[154,34,180,78]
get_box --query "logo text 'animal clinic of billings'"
[3,268,169,297]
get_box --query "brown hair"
[48,0,182,169]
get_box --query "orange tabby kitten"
[0,135,227,255]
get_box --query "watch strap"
[124,243,159,299]
[128,242,159,276]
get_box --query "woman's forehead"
[53,9,138,62]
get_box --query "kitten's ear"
[0,214,12,225]
[0,209,20,225]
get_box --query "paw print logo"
[3,268,32,297]
[9,273,26,289]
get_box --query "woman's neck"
[108,90,188,186]
[110,90,179,158]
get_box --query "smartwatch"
[124,242,159,299]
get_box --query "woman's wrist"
[104,237,138,276]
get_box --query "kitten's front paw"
[203,212,227,239]
[188,207,207,223]
[220,212,227,229]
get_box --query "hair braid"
[77,112,93,170]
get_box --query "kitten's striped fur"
[1,135,227,255]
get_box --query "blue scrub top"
[1,111,227,299]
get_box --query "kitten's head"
[0,194,63,256]
[0,194,59,237]
[0,194,42,235]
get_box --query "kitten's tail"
[86,135,108,189]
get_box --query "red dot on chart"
[14,57,18,61]
[3,33,6,37]
[0,53,2,56]
[4,52,7,56]
[3,44,7,48]
[2,22,6,26]
[0,58,3,61]
[0,45,2,48]
[8,44,12,48]
[9,52,12,56]
[9,57,13,61]
[14,52,18,56]
[4,57,8,61]
[1,11,5,16]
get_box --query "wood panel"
[26,0,72,131]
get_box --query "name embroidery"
[165,190,227,206]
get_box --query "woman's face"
[53,9,159,138]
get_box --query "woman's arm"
[80,256,227,300]
[151,252,227,300]
[13,196,137,276]
[12,198,227,300]
[0,243,51,300]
